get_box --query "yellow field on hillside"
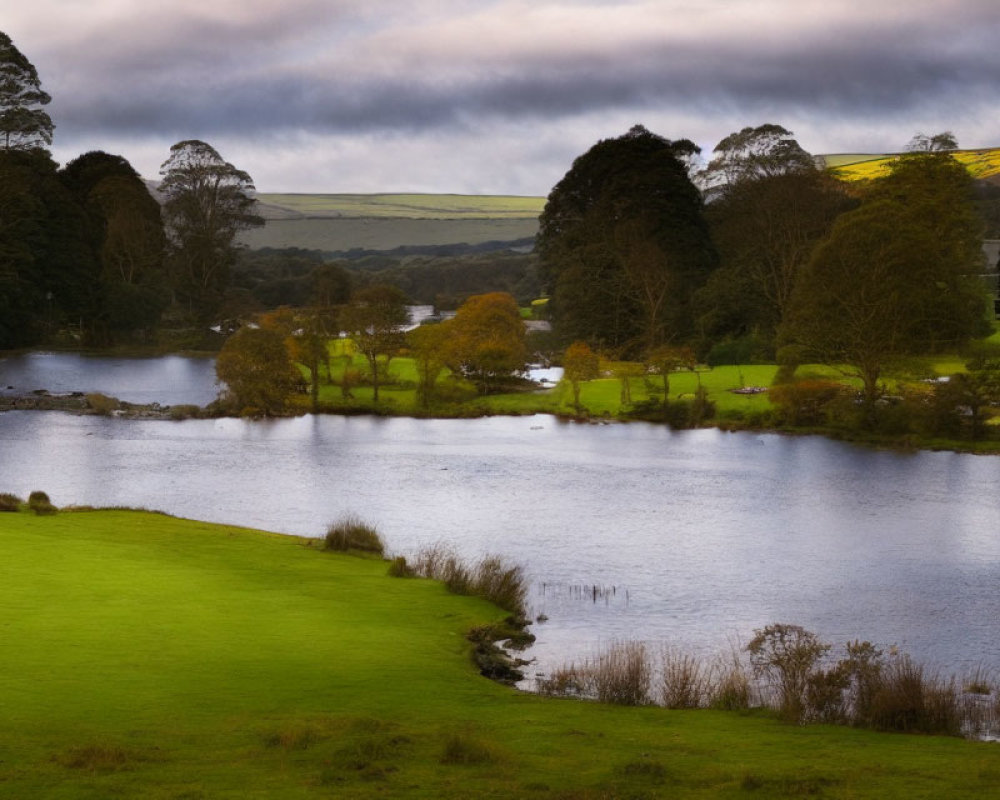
[825,147,1000,181]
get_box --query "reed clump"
[537,626,998,739]
[409,543,527,616]
[323,514,385,555]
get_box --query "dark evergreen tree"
[538,125,715,354]
[0,149,101,346]
[60,151,168,341]
[0,31,54,151]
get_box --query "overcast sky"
[6,0,1000,194]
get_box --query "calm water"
[0,352,218,406]
[1,355,999,682]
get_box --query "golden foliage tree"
[444,292,528,394]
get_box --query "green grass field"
[237,216,540,252]
[301,348,850,422]
[2,508,998,798]
[255,193,546,220]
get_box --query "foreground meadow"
[1,508,998,798]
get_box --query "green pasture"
[2,508,998,798]
[254,193,546,220]
[292,342,980,423]
[237,217,540,252]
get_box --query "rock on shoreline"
[0,389,189,419]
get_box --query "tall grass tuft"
[27,490,57,515]
[0,492,23,512]
[866,655,963,735]
[54,744,142,772]
[586,641,651,706]
[386,555,415,578]
[323,514,385,555]
[535,628,990,738]
[660,647,709,709]
[410,544,527,616]
[707,649,753,711]
[439,730,502,765]
[471,555,527,617]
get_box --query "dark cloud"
[8,0,1000,192]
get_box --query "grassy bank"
[280,335,1000,452]
[1,508,998,798]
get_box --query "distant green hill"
[240,194,545,252]
[236,151,1000,252]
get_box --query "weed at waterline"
[409,543,527,616]
[539,627,997,738]
[323,514,385,555]
[707,646,753,711]
[386,555,415,577]
[963,665,994,696]
[536,664,586,697]
[472,555,528,617]
[590,641,651,706]
[660,646,710,709]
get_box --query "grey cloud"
[20,0,1000,191]
[50,27,1000,141]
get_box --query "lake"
[1,353,999,685]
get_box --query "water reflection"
[1,410,999,681]
[0,352,218,406]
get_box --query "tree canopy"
[340,284,410,403]
[562,340,600,412]
[442,292,527,393]
[906,131,958,152]
[215,325,301,415]
[160,140,263,319]
[61,151,168,340]
[697,167,853,349]
[780,152,987,409]
[0,31,53,151]
[699,124,815,196]
[538,125,716,354]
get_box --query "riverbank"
[0,390,181,419]
[4,385,1000,455]
[2,507,997,798]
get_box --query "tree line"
[215,289,529,415]
[0,32,265,349]
[5,28,1000,436]
[539,122,999,425]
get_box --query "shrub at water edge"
[27,490,57,515]
[323,514,385,554]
